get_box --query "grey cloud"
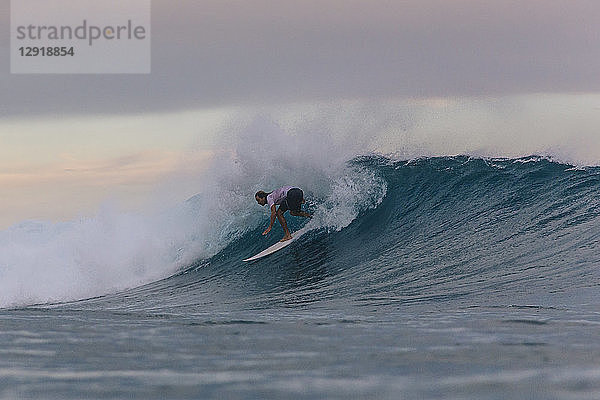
[1,0,599,117]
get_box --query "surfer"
[255,186,312,242]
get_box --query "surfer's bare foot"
[280,235,293,242]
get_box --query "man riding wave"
[255,186,312,242]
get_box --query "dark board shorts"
[278,188,303,213]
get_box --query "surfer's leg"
[276,209,293,241]
[290,210,312,218]
[287,189,310,218]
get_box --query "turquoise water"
[2,156,600,399]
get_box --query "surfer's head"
[255,191,268,206]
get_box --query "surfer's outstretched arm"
[262,205,278,235]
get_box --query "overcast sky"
[2,0,600,117]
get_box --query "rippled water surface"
[2,156,600,399]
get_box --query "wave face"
[4,99,600,310]
[51,155,600,314]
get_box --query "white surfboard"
[243,226,311,262]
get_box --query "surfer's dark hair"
[255,191,269,199]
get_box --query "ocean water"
[2,155,600,399]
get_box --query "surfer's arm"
[262,205,277,235]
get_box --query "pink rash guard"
[266,186,295,209]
